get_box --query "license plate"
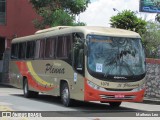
[115,95,125,98]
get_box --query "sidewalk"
[0,105,13,111]
[143,97,160,105]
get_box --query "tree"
[29,0,90,29]
[155,13,160,23]
[110,10,147,36]
[141,21,160,58]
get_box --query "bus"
[9,26,146,107]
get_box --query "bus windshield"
[87,35,146,81]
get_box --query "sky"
[79,0,157,27]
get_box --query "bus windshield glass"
[87,35,146,80]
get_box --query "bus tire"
[109,102,121,108]
[61,82,72,107]
[23,78,38,98]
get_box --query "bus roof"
[12,26,141,43]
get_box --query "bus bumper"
[84,80,145,102]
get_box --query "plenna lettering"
[45,63,65,74]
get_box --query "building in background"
[0,0,39,84]
[0,0,39,60]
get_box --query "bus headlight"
[87,80,106,91]
[131,84,146,92]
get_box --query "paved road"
[0,85,160,120]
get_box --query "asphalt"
[0,84,160,106]
[0,84,13,88]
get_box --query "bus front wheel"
[61,82,72,107]
[23,78,38,98]
[109,102,121,108]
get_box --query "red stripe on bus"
[16,61,54,91]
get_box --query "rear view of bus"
[84,29,146,107]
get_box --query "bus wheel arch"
[23,77,38,98]
[23,76,27,88]
[60,80,72,107]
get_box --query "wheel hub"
[62,87,69,102]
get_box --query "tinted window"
[45,38,56,58]
[18,42,26,59]
[0,0,6,24]
[35,40,40,59]
[26,41,35,59]
[56,35,71,58]
[35,39,45,59]
[11,44,19,59]
[39,40,45,58]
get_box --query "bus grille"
[104,88,133,91]
[99,95,135,100]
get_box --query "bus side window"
[45,38,56,59]
[65,35,72,63]
[26,41,35,59]
[57,36,66,58]
[77,49,84,70]
[35,39,45,59]
[11,44,19,59]
[18,42,26,59]
[39,39,45,59]
[65,35,72,58]
[35,40,40,59]
[73,33,84,74]
[56,35,72,59]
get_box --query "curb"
[0,84,13,88]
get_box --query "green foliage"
[141,21,160,58]
[110,10,147,36]
[73,22,86,26]
[110,10,160,58]
[29,0,90,28]
[155,13,160,23]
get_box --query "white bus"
[9,26,146,107]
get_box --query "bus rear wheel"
[109,102,121,108]
[23,78,38,98]
[61,82,72,107]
